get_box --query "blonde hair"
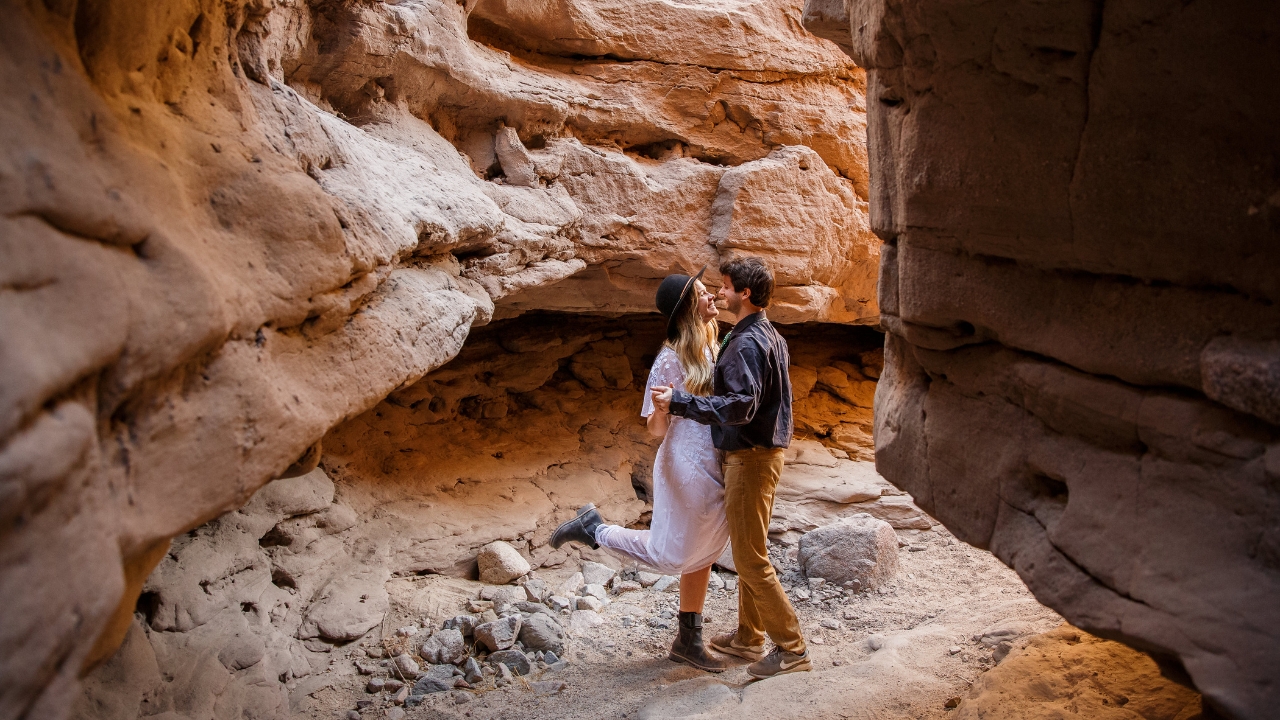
[666,293,719,396]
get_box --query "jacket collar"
[731,311,766,334]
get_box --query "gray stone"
[386,708,406,720]
[581,561,616,586]
[648,617,671,629]
[576,596,606,612]
[821,618,841,630]
[522,577,550,602]
[546,595,573,612]
[474,615,522,652]
[636,571,662,588]
[392,686,409,705]
[345,711,361,720]
[557,572,585,597]
[542,651,559,664]
[412,664,460,695]
[488,649,532,676]
[798,514,899,590]
[514,600,549,615]
[366,677,385,693]
[392,653,420,678]
[420,627,467,665]
[652,575,678,592]
[463,657,483,684]
[442,615,477,636]
[612,580,642,595]
[569,610,605,634]
[580,583,608,601]
[518,611,567,654]
[495,661,514,687]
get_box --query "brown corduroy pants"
[724,447,807,654]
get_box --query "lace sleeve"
[641,347,684,418]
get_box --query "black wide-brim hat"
[655,265,707,342]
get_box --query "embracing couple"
[550,256,809,680]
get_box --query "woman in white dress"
[550,266,729,672]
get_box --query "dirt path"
[300,524,1061,720]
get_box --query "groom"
[651,256,810,679]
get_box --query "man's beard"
[724,295,741,317]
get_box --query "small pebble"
[950,646,962,655]
[346,711,361,720]
[821,618,841,630]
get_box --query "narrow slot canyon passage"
[74,315,1201,719]
[2,0,1275,719]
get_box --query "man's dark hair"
[719,256,774,307]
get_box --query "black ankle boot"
[550,504,603,549]
[669,612,726,673]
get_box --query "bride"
[550,266,729,673]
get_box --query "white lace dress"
[594,346,730,575]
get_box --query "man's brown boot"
[669,612,726,673]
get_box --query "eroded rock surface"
[1,1,873,716]
[831,0,1280,715]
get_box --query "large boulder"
[477,541,531,585]
[797,514,899,591]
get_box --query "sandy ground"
[296,523,1062,720]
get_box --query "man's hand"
[650,384,673,414]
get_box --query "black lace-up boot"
[549,504,603,549]
[669,612,726,673]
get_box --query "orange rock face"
[0,1,876,716]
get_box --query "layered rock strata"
[1,1,873,717]
[828,0,1280,716]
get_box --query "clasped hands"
[650,384,674,414]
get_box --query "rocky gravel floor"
[295,523,1061,720]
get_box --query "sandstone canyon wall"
[827,0,1280,717]
[0,1,877,718]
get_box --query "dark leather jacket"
[668,312,793,450]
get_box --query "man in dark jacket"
[651,256,810,679]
